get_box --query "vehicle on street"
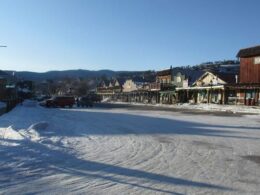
[36,95,51,102]
[77,96,93,107]
[90,93,102,103]
[43,96,75,108]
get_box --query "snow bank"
[175,103,260,114]
[0,122,47,145]
[0,126,24,140]
[0,126,24,146]
[109,101,260,114]
[19,128,40,141]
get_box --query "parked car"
[77,96,93,107]
[36,95,51,102]
[90,94,102,103]
[44,96,75,108]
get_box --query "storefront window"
[246,90,255,99]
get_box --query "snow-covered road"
[0,102,260,194]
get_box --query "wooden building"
[109,78,125,94]
[155,68,205,104]
[154,68,176,104]
[237,45,260,83]
[116,78,153,103]
[226,45,260,106]
[96,80,113,99]
[177,71,236,104]
[172,68,204,88]
[0,78,7,100]
[17,80,34,99]
[122,78,146,93]
[0,70,19,112]
[0,70,17,101]
[156,68,172,84]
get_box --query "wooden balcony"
[149,82,176,91]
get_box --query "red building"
[237,45,260,83]
[227,45,260,106]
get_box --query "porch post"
[207,89,209,104]
[222,89,226,105]
[187,90,189,103]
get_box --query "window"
[254,56,260,64]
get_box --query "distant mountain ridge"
[5,69,147,82]
[5,60,239,82]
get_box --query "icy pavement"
[0,102,260,194]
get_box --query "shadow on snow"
[0,105,258,193]
[0,138,232,194]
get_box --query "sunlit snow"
[0,101,260,194]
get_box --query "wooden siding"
[240,57,260,83]
[0,79,7,100]
[156,75,171,84]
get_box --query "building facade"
[177,71,236,104]
[227,45,260,106]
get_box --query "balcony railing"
[97,86,123,94]
[150,82,175,91]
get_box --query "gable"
[115,80,120,87]
[122,79,137,92]
[194,72,226,86]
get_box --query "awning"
[159,91,176,95]
[176,85,224,91]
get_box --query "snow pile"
[101,97,111,102]
[21,122,48,141]
[0,126,24,140]
[0,122,48,145]
[19,128,40,141]
[0,126,24,146]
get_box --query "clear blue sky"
[0,0,260,72]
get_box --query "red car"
[45,96,75,108]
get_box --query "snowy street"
[0,102,260,194]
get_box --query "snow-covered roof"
[237,45,260,58]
